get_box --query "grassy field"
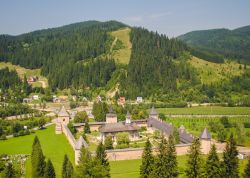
[157,106,250,115]
[0,61,48,88]
[189,56,246,84]
[110,156,248,178]
[0,125,74,178]
[110,27,131,64]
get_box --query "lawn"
[157,106,250,115]
[0,125,74,178]
[110,156,248,178]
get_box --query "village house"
[118,96,126,105]
[136,97,143,103]
[99,108,140,142]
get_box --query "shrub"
[116,143,129,149]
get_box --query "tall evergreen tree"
[104,136,113,150]
[140,138,154,178]
[62,155,73,178]
[244,158,250,178]
[44,159,55,178]
[165,135,178,177]
[96,142,110,177]
[84,120,91,134]
[222,134,239,178]
[3,163,15,178]
[185,138,204,178]
[150,135,167,178]
[22,75,31,96]
[31,136,46,178]
[76,147,93,178]
[205,144,221,178]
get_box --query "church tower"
[125,111,131,124]
[199,128,212,154]
[149,106,158,120]
[106,106,117,123]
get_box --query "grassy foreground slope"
[189,57,246,84]
[0,62,48,88]
[110,27,132,64]
[0,125,74,178]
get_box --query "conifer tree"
[205,144,221,178]
[84,120,91,134]
[165,135,178,177]
[104,136,113,150]
[244,158,250,178]
[150,135,167,178]
[22,75,31,96]
[140,138,154,178]
[222,134,239,178]
[62,155,73,178]
[185,138,203,178]
[31,136,46,178]
[96,142,110,177]
[3,163,15,178]
[44,159,55,178]
[76,147,92,177]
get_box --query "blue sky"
[0,0,250,37]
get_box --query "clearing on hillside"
[110,27,132,64]
[189,56,246,84]
[0,62,48,88]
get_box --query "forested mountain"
[178,25,250,63]
[0,21,249,104]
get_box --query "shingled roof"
[148,118,194,144]
[58,106,69,117]
[106,106,117,118]
[149,106,158,116]
[75,136,88,150]
[199,128,212,140]
[99,122,139,133]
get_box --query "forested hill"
[178,25,250,63]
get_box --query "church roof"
[75,136,88,150]
[199,128,211,140]
[126,111,131,118]
[149,106,158,115]
[58,106,69,117]
[99,122,139,133]
[106,106,117,117]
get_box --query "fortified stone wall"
[62,124,77,149]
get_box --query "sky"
[0,0,250,37]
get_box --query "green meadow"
[0,125,74,178]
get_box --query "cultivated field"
[0,125,74,178]
[110,27,131,64]
[157,106,250,115]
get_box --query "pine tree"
[3,163,15,178]
[44,159,55,178]
[150,135,167,178]
[84,120,91,134]
[222,134,239,178]
[76,147,92,178]
[165,135,178,177]
[22,75,31,96]
[104,136,113,150]
[244,158,250,178]
[62,154,73,178]
[205,144,221,178]
[96,142,110,177]
[185,138,204,178]
[140,138,154,178]
[31,136,46,178]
